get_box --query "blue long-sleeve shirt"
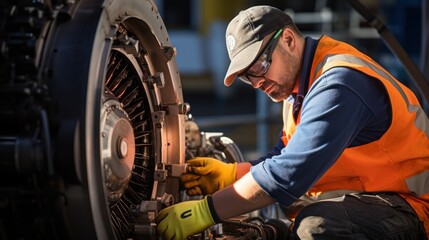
[250,37,391,207]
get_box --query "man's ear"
[285,36,292,46]
[282,28,295,49]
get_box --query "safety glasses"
[238,29,283,84]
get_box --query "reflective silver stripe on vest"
[314,54,429,138]
[314,54,429,196]
[406,171,429,196]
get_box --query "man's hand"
[180,157,237,196]
[156,197,216,240]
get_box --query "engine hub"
[101,96,135,203]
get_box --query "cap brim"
[224,40,263,87]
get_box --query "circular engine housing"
[0,0,185,239]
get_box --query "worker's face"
[246,33,300,102]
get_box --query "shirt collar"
[292,36,320,95]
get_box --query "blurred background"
[154,0,425,160]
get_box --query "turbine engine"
[0,1,289,239]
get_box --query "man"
[156,5,429,239]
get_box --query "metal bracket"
[153,169,167,181]
[165,164,189,177]
[162,103,190,115]
[113,33,140,57]
[152,111,165,128]
[144,72,165,88]
[162,46,176,61]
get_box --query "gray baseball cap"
[224,6,293,86]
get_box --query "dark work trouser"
[291,192,427,240]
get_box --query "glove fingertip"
[189,166,209,175]
[187,157,207,166]
[155,209,168,224]
[186,187,202,196]
[156,223,168,238]
[180,173,200,182]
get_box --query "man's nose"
[249,76,264,88]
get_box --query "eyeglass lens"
[237,29,283,85]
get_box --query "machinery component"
[0,0,185,239]
[184,114,245,163]
[101,93,136,203]
[0,0,288,239]
[193,215,291,240]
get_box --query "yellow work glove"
[156,196,219,240]
[180,157,237,196]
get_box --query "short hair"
[286,23,303,37]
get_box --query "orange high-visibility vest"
[282,36,429,234]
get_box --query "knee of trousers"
[293,202,326,231]
[292,200,346,236]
